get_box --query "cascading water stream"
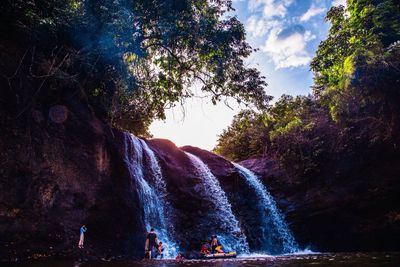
[140,139,178,255]
[139,140,167,196]
[124,133,178,258]
[234,163,299,254]
[185,152,250,254]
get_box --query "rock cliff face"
[1,102,400,262]
[239,156,400,252]
[0,102,146,261]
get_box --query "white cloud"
[248,0,294,18]
[261,27,316,69]
[300,5,326,22]
[248,0,266,11]
[246,0,318,69]
[246,15,281,37]
[246,16,269,37]
[332,0,347,7]
[263,2,286,18]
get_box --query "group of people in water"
[144,228,165,259]
[145,228,225,259]
[200,235,224,255]
[78,225,225,260]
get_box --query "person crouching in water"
[156,241,164,259]
[210,235,224,253]
[200,242,210,256]
[145,228,158,259]
[176,253,184,260]
[78,225,87,249]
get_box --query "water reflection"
[3,252,400,267]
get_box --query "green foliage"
[311,0,400,123]
[214,110,271,161]
[214,95,325,168]
[215,0,400,179]
[0,0,269,136]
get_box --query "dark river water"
[4,252,400,267]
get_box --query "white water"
[185,152,250,254]
[241,248,316,258]
[124,134,178,258]
[234,163,299,254]
[139,140,166,194]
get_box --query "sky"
[149,0,347,150]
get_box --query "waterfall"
[234,163,299,254]
[124,133,178,258]
[123,132,298,257]
[139,139,168,199]
[185,152,250,254]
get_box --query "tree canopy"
[0,0,270,136]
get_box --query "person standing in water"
[78,225,87,249]
[145,228,158,259]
